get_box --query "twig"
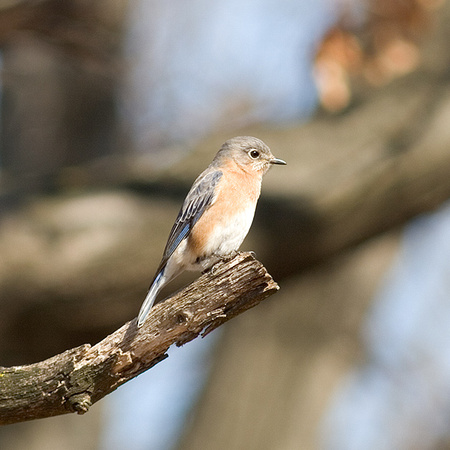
[0,252,279,425]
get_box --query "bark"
[0,0,448,448]
[0,252,278,425]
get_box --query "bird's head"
[215,136,286,175]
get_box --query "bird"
[137,136,286,327]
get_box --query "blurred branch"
[0,0,126,69]
[0,252,278,425]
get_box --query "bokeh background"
[1,0,450,449]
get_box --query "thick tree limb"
[0,252,278,425]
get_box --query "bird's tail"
[137,270,166,327]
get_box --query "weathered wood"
[0,252,278,425]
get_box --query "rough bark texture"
[0,252,278,425]
[0,1,450,449]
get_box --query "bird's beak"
[270,157,287,165]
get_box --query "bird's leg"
[223,250,256,259]
[223,250,239,261]
[202,250,244,275]
[202,262,220,275]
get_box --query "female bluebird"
[137,136,286,327]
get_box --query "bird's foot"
[223,250,240,261]
[224,250,256,259]
[202,251,243,275]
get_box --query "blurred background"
[1,0,450,449]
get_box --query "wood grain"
[0,252,278,425]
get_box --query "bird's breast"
[187,168,261,261]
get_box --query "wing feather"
[157,169,223,271]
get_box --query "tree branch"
[0,252,278,425]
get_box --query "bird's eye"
[249,150,260,159]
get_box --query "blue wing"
[156,169,223,273]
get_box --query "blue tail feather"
[137,270,165,327]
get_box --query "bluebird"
[137,136,286,327]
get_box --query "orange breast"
[188,162,262,256]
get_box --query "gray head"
[213,136,286,175]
